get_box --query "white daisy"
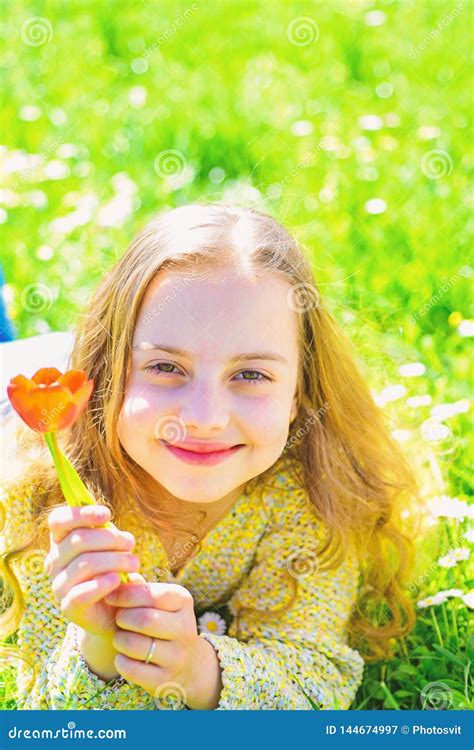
[427,495,473,520]
[462,592,474,609]
[436,589,463,599]
[464,529,474,543]
[197,611,227,636]
[438,547,470,568]
[417,592,449,608]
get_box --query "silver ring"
[144,637,157,664]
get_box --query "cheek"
[240,396,289,438]
[118,386,160,440]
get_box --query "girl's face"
[118,267,299,505]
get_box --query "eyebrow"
[131,342,288,364]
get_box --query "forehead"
[133,268,299,360]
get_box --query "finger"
[114,607,186,641]
[104,581,193,611]
[60,572,146,617]
[112,629,181,669]
[48,526,136,579]
[48,505,112,543]
[61,571,124,613]
[44,532,55,577]
[114,654,183,701]
[52,551,140,602]
[126,572,147,583]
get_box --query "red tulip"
[7,366,132,583]
[7,367,93,433]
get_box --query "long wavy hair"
[1,201,421,681]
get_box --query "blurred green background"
[0,0,472,709]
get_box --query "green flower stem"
[450,604,459,645]
[44,431,95,506]
[430,608,444,648]
[380,681,400,710]
[43,431,128,584]
[440,601,451,643]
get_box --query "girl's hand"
[44,504,142,638]
[104,581,222,709]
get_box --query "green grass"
[0,0,472,710]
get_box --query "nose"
[179,382,230,433]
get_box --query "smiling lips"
[160,441,244,465]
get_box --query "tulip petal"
[57,370,88,394]
[32,367,63,386]
[6,384,42,430]
[9,374,36,391]
[71,380,94,415]
[55,402,79,431]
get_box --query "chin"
[161,478,229,504]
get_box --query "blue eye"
[144,362,270,385]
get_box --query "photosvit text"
[325,724,462,735]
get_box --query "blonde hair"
[1,201,421,678]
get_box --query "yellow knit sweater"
[1,454,365,710]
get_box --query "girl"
[0,202,418,710]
